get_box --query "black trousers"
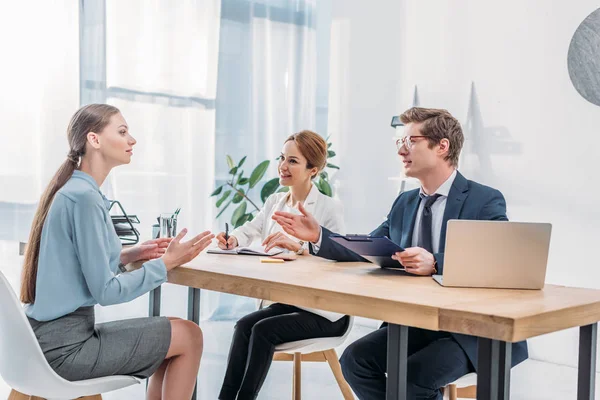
[340,325,474,400]
[219,303,350,400]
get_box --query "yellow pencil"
[260,258,285,263]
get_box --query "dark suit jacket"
[311,171,528,370]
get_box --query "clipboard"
[329,234,406,270]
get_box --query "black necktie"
[417,194,442,253]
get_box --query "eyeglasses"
[395,135,429,151]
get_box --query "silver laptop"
[432,220,552,289]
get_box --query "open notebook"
[207,245,284,256]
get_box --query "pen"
[225,223,229,249]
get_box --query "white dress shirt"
[411,169,457,253]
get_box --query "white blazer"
[231,183,345,321]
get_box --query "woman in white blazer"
[217,130,349,400]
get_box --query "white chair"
[443,372,477,400]
[0,270,141,400]
[273,316,355,399]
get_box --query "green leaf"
[261,177,280,203]
[235,170,244,185]
[216,199,233,218]
[277,186,289,193]
[210,185,224,196]
[327,150,336,158]
[239,177,249,185]
[246,213,255,222]
[231,202,247,226]
[326,163,340,170]
[327,142,332,148]
[237,156,247,168]
[229,166,238,175]
[249,160,270,188]
[226,155,235,169]
[319,178,332,197]
[216,190,232,207]
[232,188,245,204]
[234,213,251,228]
[320,171,329,180]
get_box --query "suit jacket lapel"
[439,172,469,252]
[401,190,421,248]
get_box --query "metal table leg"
[149,286,161,317]
[188,288,201,400]
[147,286,162,391]
[578,323,597,400]
[476,338,511,400]
[386,324,408,400]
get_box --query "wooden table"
[149,253,600,400]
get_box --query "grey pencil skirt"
[28,306,171,381]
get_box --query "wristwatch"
[296,241,305,255]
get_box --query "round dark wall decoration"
[568,8,600,106]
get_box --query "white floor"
[1,241,598,399]
[1,318,599,399]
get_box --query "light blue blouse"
[25,170,167,321]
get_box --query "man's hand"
[120,238,172,265]
[392,247,436,276]
[262,232,302,253]
[272,202,321,243]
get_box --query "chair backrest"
[341,316,355,341]
[0,270,69,394]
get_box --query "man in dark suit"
[272,107,528,400]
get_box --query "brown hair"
[285,130,328,178]
[399,107,464,167]
[21,104,120,304]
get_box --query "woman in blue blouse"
[21,104,214,399]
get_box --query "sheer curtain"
[88,0,221,238]
[0,1,79,243]
[208,0,330,319]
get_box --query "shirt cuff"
[310,226,323,254]
[143,258,169,284]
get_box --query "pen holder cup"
[159,213,178,238]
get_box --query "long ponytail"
[20,104,120,304]
[20,159,77,303]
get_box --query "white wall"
[327,0,404,234]
[329,0,600,368]
[399,0,600,368]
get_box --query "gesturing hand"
[271,202,320,243]
[161,229,215,271]
[391,247,436,276]
[120,237,172,265]
[262,232,302,253]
